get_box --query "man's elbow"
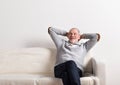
[96,33,100,41]
[48,27,51,34]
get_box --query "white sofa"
[0,47,105,85]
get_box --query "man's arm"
[48,27,67,48]
[81,33,100,41]
[48,27,67,36]
[81,33,100,51]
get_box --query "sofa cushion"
[0,47,56,75]
[0,80,34,85]
[83,52,93,76]
[37,76,97,85]
[0,74,99,85]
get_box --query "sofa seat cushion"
[38,77,98,85]
[0,74,99,85]
[0,79,34,85]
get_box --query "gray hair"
[69,28,80,33]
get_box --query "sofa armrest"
[92,57,106,85]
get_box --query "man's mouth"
[70,37,75,39]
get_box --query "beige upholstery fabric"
[0,48,56,75]
[83,52,93,76]
[0,80,35,85]
[0,74,98,85]
[0,47,105,85]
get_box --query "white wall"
[0,0,120,85]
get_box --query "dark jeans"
[54,60,82,85]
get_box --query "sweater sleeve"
[48,27,67,48]
[82,33,98,52]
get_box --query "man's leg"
[61,72,71,85]
[66,60,82,85]
[54,63,70,85]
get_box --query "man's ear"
[66,32,69,37]
[78,34,81,41]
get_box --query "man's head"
[67,28,81,44]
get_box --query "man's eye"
[74,33,76,35]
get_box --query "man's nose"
[71,34,74,36]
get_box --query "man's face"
[67,28,80,44]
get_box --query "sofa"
[0,47,105,85]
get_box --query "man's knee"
[66,60,77,68]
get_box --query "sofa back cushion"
[0,47,92,76]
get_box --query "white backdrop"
[0,0,120,85]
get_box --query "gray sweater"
[49,27,98,72]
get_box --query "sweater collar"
[67,40,83,45]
